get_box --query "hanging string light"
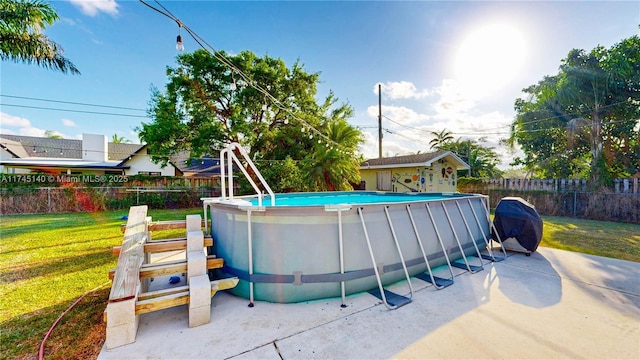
[176,22,184,51]
[230,71,237,91]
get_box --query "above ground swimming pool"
[203,191,497,306]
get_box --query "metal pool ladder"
[220,142,275,207]
[358,206,413,310]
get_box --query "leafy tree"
[250,156,301,193]
[139,49,362,191]
[0,0,79,74]
[510,34,640,186]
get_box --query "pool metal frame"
[202,143,507,309]
[203,193,507,308]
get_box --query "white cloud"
[0,112,31,128]
[0,112,71,139]
[62,119,77,127]
[69,0,119,17]
[359,131,414,160]
[366,105,430,126]
[19,127,48,137]
[374,81,431,100]
[433,79,477,115]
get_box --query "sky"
[1,0,639,168]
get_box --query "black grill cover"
[493,197,543,252]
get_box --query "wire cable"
[0,95,146,112]
[0,103,149,118]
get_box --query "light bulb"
[309,134,313,139]
[176,35,184,51]
[230,82,237,91]
[284,119,289,125]
[262,104,267,111]
[301,127,306,133]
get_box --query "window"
[138,171,161,176]
[376,171,392,191]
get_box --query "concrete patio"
[98,247,639,359]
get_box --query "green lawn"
[540,216,640,262]
[0,208,202,360]
[0,209,638,359]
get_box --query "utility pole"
[378,83,382,158]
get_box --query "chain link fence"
[0,186,220,214]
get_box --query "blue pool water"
[249,191,467,207]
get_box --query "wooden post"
[105,205,148,349]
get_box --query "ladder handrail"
[383,206,414,300]
[441,201,483,273]
[220,142,275,207]
[406,204,454,290]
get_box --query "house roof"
[180,156,222,177]
[361,151,469,170]
[0,134,206,174]
[0,134,144,161]
[0,158,130,169]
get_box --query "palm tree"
[428,129,453,150]
[111,133,131,143]
[0,0,80,74]
[301,120,363,191]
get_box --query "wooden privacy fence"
[468,178,639,224]
[481,178,639,193]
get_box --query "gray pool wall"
[209,192,489,303]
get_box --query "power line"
[0,95,146,112]
[0,104,149,118]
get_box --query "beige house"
[0,133,180,176]
[360,151,469,193]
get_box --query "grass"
[0,209,638,359]
[0,208,201,360]
[540,216,640,262]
